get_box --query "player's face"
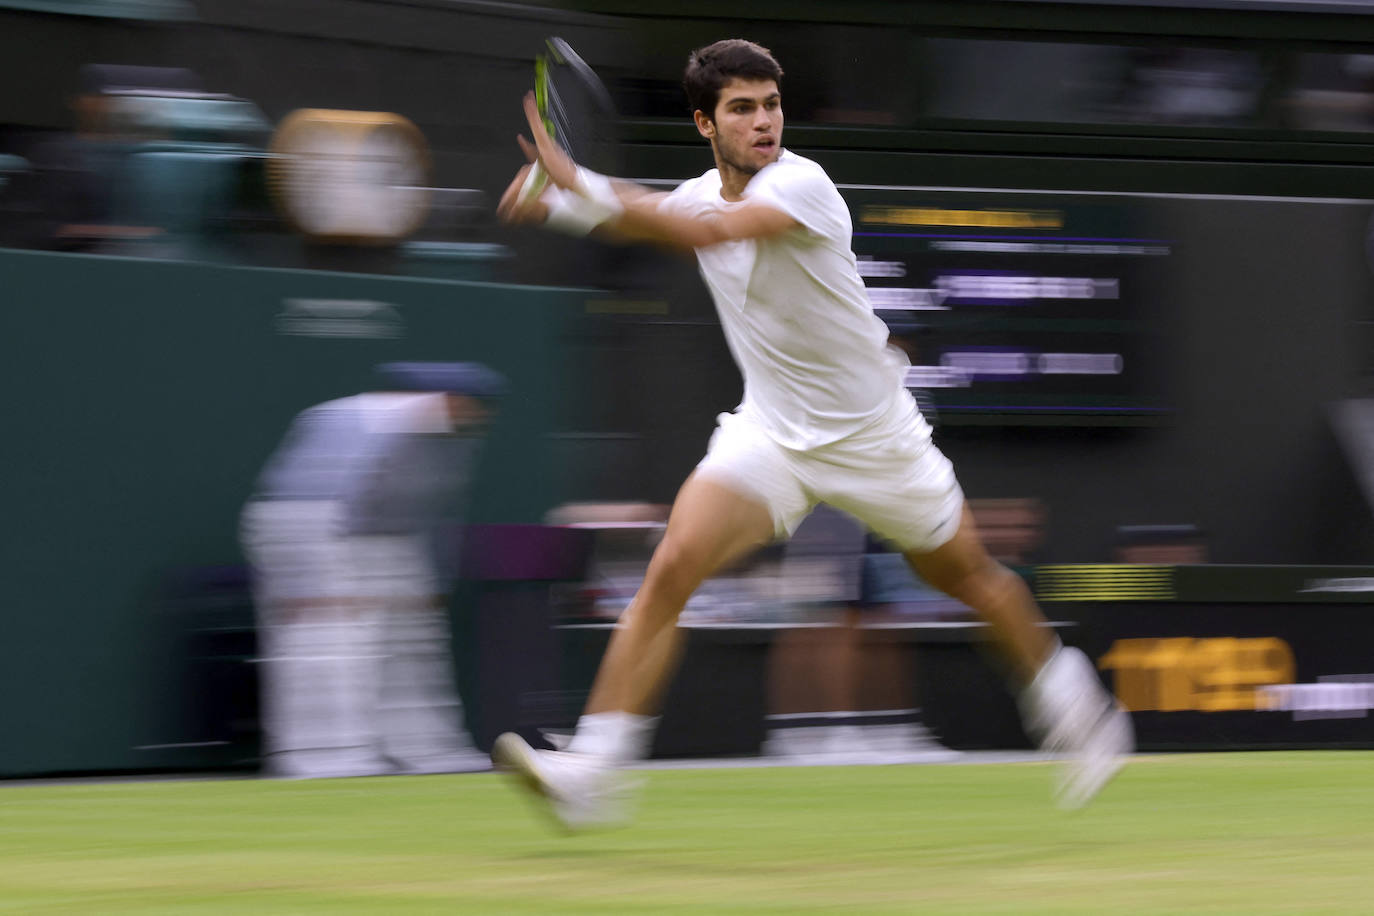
[698,78,783,176]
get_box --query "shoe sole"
[492,733,636,833]
[491,733,546,795]
[491,732,579,833]
[1055,703,1133,810]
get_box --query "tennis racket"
[518,36,619,203]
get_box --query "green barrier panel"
[0,248,587,776]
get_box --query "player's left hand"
[496,162,550,224]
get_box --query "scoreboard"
[844,186,1174,425]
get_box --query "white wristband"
[573,166,624,222]
[542,185,608,237]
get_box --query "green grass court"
[2,752,1371,914]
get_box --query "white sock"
[1025,637,1067,698]
[567,711,658,764]
[1018,637,1067,739]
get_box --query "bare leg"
[585,471,777,715]
[903,503,1055,685]
[490,473,776,829]
[906,502,1132,808]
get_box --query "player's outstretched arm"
[614,196,798,250]
[501,92,798,249]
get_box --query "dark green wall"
[0,249,586,775]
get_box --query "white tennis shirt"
[662,150,909,450]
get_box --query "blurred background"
[6,0,1374,779]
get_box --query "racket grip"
[517,161,548,205]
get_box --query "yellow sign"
[862,206,1063,229]
[1035,564,1175,602]
[1099,637,1295,712]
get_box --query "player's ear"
[693,109,715,139]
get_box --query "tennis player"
[494,39,1132,828]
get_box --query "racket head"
[536,36,620,175]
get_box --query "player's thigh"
[647,414,806,598]
[900,502,998,600]
[649,471,778,591]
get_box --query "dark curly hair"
[683,39,783,119]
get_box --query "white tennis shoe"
[1021,646,1134,809]
[491,732,637,831]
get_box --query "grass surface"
[2,752,1372,914]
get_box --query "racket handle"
[517,161,549,205]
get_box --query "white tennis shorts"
[695,397,964,553]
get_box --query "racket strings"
[535,37,617,171]
[538,55,583,160]
[546,81,575,151]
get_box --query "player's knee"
[965,560,1030,610]
[642,537,712,605]
[930,555,1014,607]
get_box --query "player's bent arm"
[604,197,799,251]
[608,181,665,207]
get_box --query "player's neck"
[712,144,768,202]
[715,160,753,202]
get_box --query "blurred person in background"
[969,498,1046,567]
[20,64,187,251]
[240,362,503,778]
[491,39,1132,828]
[1114,524,1208,565]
